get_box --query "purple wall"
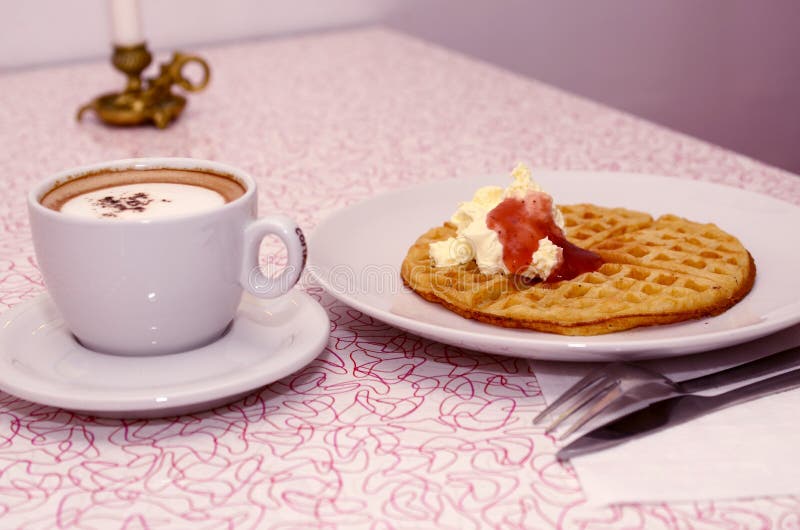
[387,0,800,174]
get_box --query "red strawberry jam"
[486,191,603,282]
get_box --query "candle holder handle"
[77,43,210,129]
[165,53,211,93]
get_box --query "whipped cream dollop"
[429,163,566,280]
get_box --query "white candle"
[109,0,144,46]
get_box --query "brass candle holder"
[77,42,210,129]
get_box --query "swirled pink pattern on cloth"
[0,28,799,528]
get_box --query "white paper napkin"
[531,324,800,506]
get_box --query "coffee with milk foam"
[60,182,226,220]
[40,168,246,220]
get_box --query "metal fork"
[533,344,800,439]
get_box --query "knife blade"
[557,365,800,461]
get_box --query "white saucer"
[0,291,329,418]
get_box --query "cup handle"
[240,215,307,298]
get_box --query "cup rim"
[28,157,256,225]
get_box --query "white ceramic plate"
[0,291,329,417]
[309,171,800,361]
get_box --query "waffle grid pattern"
[401,204,755,335]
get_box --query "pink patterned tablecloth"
[0,28,799,529]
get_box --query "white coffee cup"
[28,158,307,356]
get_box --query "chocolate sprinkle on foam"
[93,192,154,217]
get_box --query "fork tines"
[534,367,624,439]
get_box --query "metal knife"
[557,364,800,460]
